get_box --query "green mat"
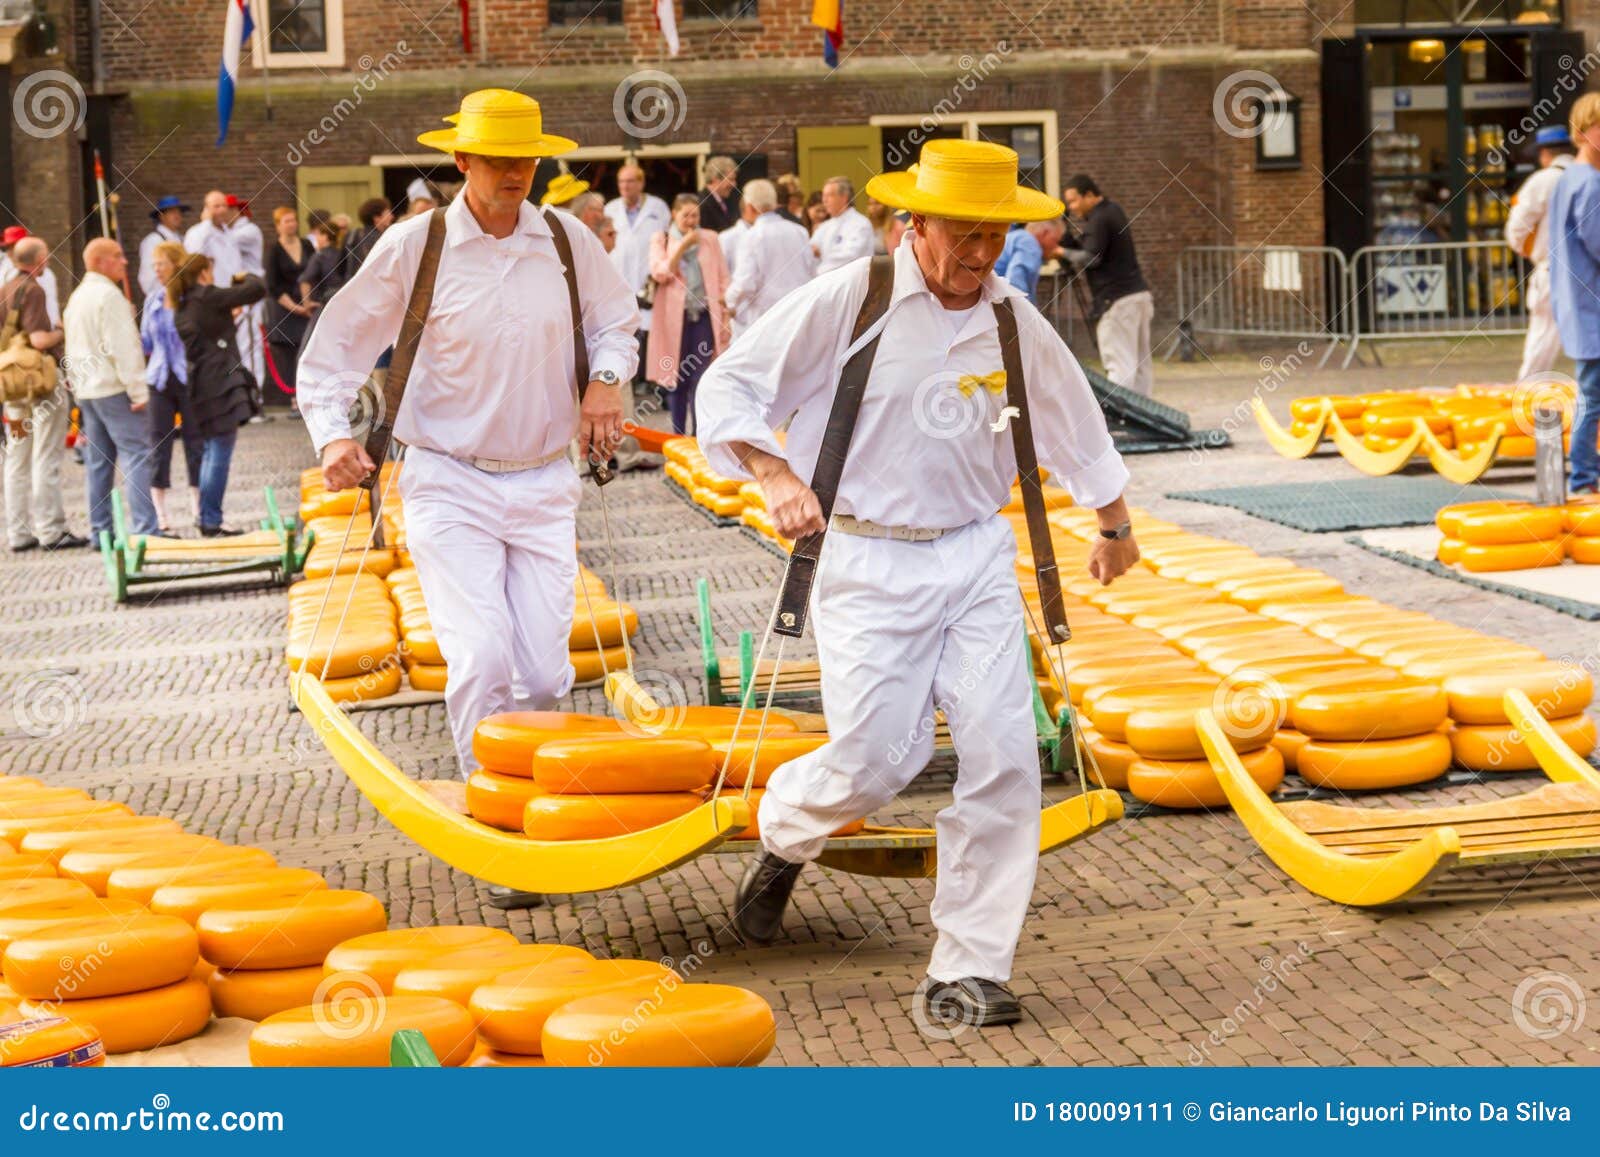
[1166,477,1522,533]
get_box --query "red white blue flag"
[217,0,254,145]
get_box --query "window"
[252,0,344,67]
[684,0,757,18]
[871,111,1060,195]
[548,0,623,25]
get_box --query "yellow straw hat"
[540,173,591,206]
[864,139,1063,223]
[418,88,578,158]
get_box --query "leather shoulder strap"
[543,207,588,398]
[994,297,1070,643]
[773,254,895,638]
[361,207,446,487]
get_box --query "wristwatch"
[1099,521,1133,541]
[594,370,621,387]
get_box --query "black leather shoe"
[922,977,1023,1028]
[43,533,89,550]
[485,885,544,911]
[9,538,38,553]
[199,525,245,538]
[733,851,803,944]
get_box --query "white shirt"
[719,219,750,276]
[184,219,242,287]
[138,224,182,298]
[603,193,672,331]
[298,197,639,462]
[695,235,1129,528]
[812,206,875,275]
[62,271,148,406]
[232,218,265,278]
[724,211,816,331]
[1507,154,1573,265]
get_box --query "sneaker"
[42,533,89,550]
[733,851,803,944]
[199,525,245,538]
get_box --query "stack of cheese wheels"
[1441,662,1597,771]
[1024,506,1596,792]
[387,567,446,692]
[249,995,477,1067]
[467,711,627,831]
[286,573,400,703]
[197,890,387,1014]
[321,926,516,995]
[542,982,777,1067]
[1435,501,1567,573]
[468,957,678,1061]
[1563,498,1600,565]
[393,942,594,1007]
[301,512,399,580]
[157,868,332,1021]
[661,435,698,491]
[522,737,718,840]
[298,462,398,523]
[4,912,211,1054]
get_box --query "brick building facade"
[3,0,1597,334]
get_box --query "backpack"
[0,302,58,407]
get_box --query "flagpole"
[252,0,273,122]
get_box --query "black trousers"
[147,381,204,490]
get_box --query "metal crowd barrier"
[1172,246,1351,368]
[1344,240,1530,367]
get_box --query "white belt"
[461,447,568,475]
[830,514,953,542]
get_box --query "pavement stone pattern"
[3,354,1600,1066]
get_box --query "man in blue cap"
[138,195,189,299]
[1506,125,1574,381]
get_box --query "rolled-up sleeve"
[694,271,853,480]
[569,219,640,386]
[297,225,415,453]
[1017,299,1129,509]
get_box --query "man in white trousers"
[604,163,672,384]
[1506,125,1575,382]
[1062,173,1154,396]
[696,139,1139,1025]
[298,88,639,781]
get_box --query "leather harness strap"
[542,207,590,400]
[994,298,1071,643]
[772,254,895,639]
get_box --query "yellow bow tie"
[957,370,1007,398]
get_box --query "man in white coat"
[1506,125,1576,381]
[227,197,267,390]
[298,88,639,781]
[810,175,875,274]
[696,139,1139,1026]
[724,179,815,335]
[604,163,672,382]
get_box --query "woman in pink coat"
[648,194,731,433]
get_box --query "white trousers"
[1518,263,1563,383]
[757,515,1043,983]
[3,391,70,547]
[400,448,581,776]
[1097,289,1155,397]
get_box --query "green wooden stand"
[99,485,314,603]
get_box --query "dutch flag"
[217,0,254,146]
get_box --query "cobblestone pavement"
[4,347,1600,1066]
